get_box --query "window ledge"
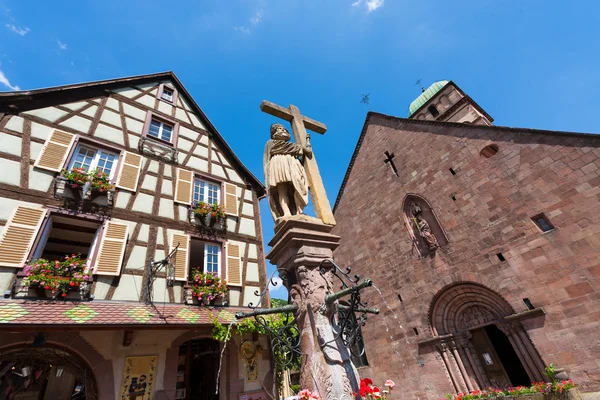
[54,177,115,210]
[138,136,178,163]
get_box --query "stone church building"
[332,80,600,398]
[0,72,273,399]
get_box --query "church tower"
[408,80,494,125]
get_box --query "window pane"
[205,244,220,275]
[193,179,205,203]
[148,120,161,137]
[96,150,117,176]
[161,124,173,141]
[207,183,220,204]
[72,147,95,171]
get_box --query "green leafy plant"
[88,169,112,192]
[209,202,227,221]
[190,269,228,306]
[61,168,113,193]
[61,167,88,189]
[24,254,93,296]
[193,201,211,218]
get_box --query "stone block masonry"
[333,113,600,398]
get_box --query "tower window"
[480,144,499,158]
[496,253,506,262]
[531,213,554,233]
[428,105,440,117]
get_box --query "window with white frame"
[193,178,220,205]
[161,87,174,102]
[68,144,119,179]
[189,239,222,277]
[148,118,174,142]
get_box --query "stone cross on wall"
[261,101,336,226]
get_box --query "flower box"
[55,177,114,207]
[23,255,94,300]
[189,209,227,232]
[190,269,229,306]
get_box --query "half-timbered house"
[0,72,272,400]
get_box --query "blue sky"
[1,0,599,299]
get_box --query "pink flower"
[384,380,395,389]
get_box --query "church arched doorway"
[0,345,97,399]
[175,338,220,400]
[428,283,546,392]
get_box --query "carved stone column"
[267,219,359,400]
[456,333,485,390]
[497,322,543,382]
[436,342,466,394]
[449,340,474,392]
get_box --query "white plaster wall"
[95,123,124,145]
[129,134,140,150]
[156,228,164,245]
[1,134,22,156]
[126,118,144,135]
[178,138,193,152]
[112,87,140,99]
[188,113,206,129]
[29,167,54,192]
[177,152,186,165]
[63,101,88,111]
[159,199,175,219]
[243,285,261,308]
[112,273,143,301]
[161,179,173,196]
[136,95,155,109]
[23,107,68,123]
[242,202,254,217]
[115,192,132,209]
[245,262,259,282]
[211,164,226,179]
[193,145,208,159]
[60,115,92,133]
[0,267,15,293]
[101,109,122,128]
[0,198,40,220]
[4,116,24,132]
[29,141,43,162]
[132,193,154,214]
[178,126,197,141]
[106,97,120,111]
[244,190,253,202]
[179,97,191,112]
[123,103,147,121]
[187,156,208,173]
[0,159,21,186]
[152,277,168,302]
[228,169,244,185]
[30,122,54,141]
[141,175,157,191]
[247,244,258,260]
[177,206,188,221]
[163,166,172,179]
[175,108,191,124]
[138,224,150,243]
[229,288,241,306]
[82,105,98,118]
[239,218,256,237]
[147,160,159,174]
[226,217,238,233]
[157,101,172,116]
[125,245,147,270]
[92,276,113,300]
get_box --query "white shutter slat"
[170,233,190,281]
[174,168,193,205]
[224,183,238,216]
[0,206,45,268]
[115,151,143,192]
[226,242,242,286]
[34,130,75,172]
[94,221,129,276]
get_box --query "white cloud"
[250,10,263,25]
[352,0,384,12]
[57,40,67,50]
[234,26,251,35]
[268,276,285,294]
[5,24,29,36]
[0,69,20,91]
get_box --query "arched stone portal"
[0,345,98,399]
[427,282,547,392]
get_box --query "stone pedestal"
[267,218,359,400]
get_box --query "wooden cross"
[260,101,336,226]
[384,151,398,177]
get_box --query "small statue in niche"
[264,123,312,222]
[410,202,440,251]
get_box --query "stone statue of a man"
[410,202,440,250]
[264,123,312,222]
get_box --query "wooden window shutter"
[174,168,193,205]
[224,183,238,216]
[0,206,45,268]
[115,151,143,192]
[94,221,129,276]
[33,130,75,172]
[170,233,189,281]
[226,242,242,286]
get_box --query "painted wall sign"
[120,355,158,400]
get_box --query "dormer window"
[157,83,178,106]
[161,87,174,102]
[428,105,440,117]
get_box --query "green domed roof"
[408,80,449,117]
